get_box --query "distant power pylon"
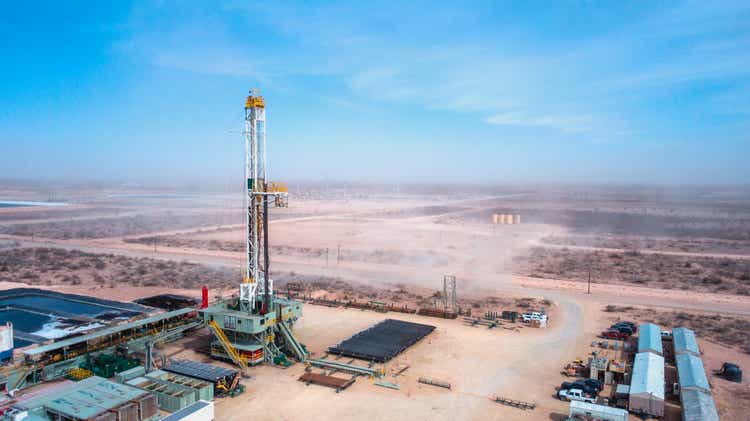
[443,275,457,314]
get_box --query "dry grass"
[0,207,126,221]
[443,205,750,241]
[516,247,750,295]
[125,234,453,266]
[0,247,237,289]
[542,235,750,255]
[0,212,239,239]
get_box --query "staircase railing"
[207,320,247,370]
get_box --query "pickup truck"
[557,388,596,403]
[601,329,629,340]
[521,312,546,322]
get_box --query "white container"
[0,322,14,360]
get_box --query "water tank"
[0,322,13,362]
[722,363,742,383]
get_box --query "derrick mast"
[240,89,287,313]
[199,89,305,369]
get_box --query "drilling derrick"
[241,90,287,314]
[200,89,306,369]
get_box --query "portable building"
[0,322,13,361]
[146,369,214,401]
[637,323,663,355]
[680,389,719,421]
[127,376,197,413]
[568,400,628,421]
[13,376,158,421]
[673,327,700,356]
[115,365,147,383]
[629,352,665,417]
[161,400,214,421]
[676,353,710,393]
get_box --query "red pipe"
[201,285,209,309]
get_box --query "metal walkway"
[278,321,307,362]
[207,320,247,371]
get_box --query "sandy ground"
[1,191,749,420]
[165,304,583,421]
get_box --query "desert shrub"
[142,278,162,287]
[702,276,723,285]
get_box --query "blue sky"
[1,1,749,185]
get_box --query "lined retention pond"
[0,289,151,347]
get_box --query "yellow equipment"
[207,320,247,371]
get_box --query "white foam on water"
[33,319,105,339]
[0,200,68,207]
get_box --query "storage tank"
[514,214,521,224]
[492,214,499,224]
[0,322,13,362]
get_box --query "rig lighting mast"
[240,89,288,314]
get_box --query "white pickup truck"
[557,388,596,403]
[521,312,546,323]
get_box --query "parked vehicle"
[571,380,599,396]
[612,321,636,332]
[521,312,546,322]
[601,329,629,340]
[583,378,603,392]
[610,325,634,336]
[715,362,742,383]
[661,330,672,338]
[558,388,596,403]
[559,381,573,391]
[561,362,586,377]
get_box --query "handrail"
[207,320,247,370]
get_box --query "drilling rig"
[200,90,307,369]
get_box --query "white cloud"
[118,1,750,140]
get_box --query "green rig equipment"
[201,295,307,369]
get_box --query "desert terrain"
[1,182,749,420]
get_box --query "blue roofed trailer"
[637,323,663,356]
[676,353,711,393]
[628,352,665,418]
[672,327,700,357]
[680,389,719,421]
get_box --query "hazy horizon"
[2,1,749,185]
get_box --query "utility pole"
[587,267,591,295]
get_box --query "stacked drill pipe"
[463,317,502,329]
[491,395,536,410]
[306,358,383,377]
[418,377,451,390]
[386,304,417,314]
[328,319,435,363]
[417,308,457,319]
